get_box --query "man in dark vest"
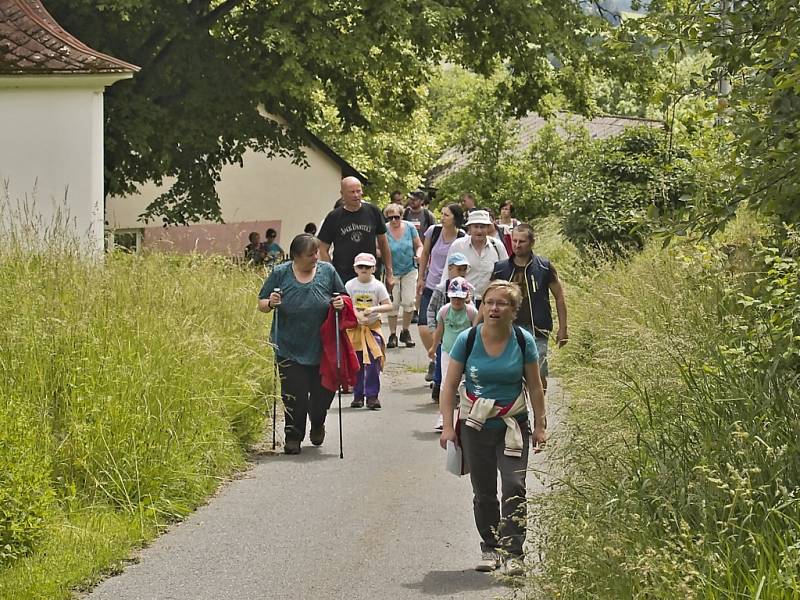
[491,223,567,393]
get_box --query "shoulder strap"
[513,325,526,354]
[464,326,478,363]
[429,224,443,248]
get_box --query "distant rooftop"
[429,112,662,185]
[0,0,139,75]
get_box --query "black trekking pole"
[333,292,344,459]
[271,288,281,451]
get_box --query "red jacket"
[319,296,360,392]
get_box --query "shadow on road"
[402,569,504,596]
[248,449,341,464]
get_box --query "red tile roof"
[0,0,139,75]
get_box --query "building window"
[106,229,143,253]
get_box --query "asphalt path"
[86,327,563,600]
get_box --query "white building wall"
[0,83,106,256]
[106,144,344,254]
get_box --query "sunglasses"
[386,215,402,220]
[355,264,373,269]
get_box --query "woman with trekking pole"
[258,233,346,455]
[438,280,547,576]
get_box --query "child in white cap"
[345,252,392,409]
[429,276,479,430]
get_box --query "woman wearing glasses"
[382,203,422,349]
[439,280,547,576]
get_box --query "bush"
[559,126,694,255]
[0,403,54,565]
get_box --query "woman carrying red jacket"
[258,234,347,455]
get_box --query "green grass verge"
[0,250,275,596]
[523,217,800,598]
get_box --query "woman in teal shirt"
[259,234,346,454]
[382,203,422,348]
[439,280,547,575]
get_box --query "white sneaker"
[502,556,525,576]
[434,413,444,432]
[475,550,501,572]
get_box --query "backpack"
[463,324,527,364]
[429,224,465,249]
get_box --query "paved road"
[87,329,562,600]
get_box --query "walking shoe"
[434,413,444,432]
[284,439,301,455]
[424,360,435,382]
[502,556,525,576]
[366,397,382,410]
[310,425,325,446]
[475,550,502,572]
[386,333,398,348]
[399,329,415,347]
[410,309,419,324]
[431,383,440,403]
[351,396,364,408]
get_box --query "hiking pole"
[271,288,281,451]
[333,292,344,459]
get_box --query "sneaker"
[424,360,435,382]
[502,556,525,576]
[386,333,398,349]
[310,425,325,446]
[431,383,440,403]
[284,439,301,455]
[399,329,415,347]
[475,550,501,572]
[366,397,381,410]
[434,413,444,432]
[410,309,419,324]
[350,396,364,408]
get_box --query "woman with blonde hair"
[439,279,547,576]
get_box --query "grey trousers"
[460,422,530,557]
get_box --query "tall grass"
[0,244,275,596]
[526,218,800,598]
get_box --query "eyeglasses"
[386,215,402,220]
[483,300,511,308]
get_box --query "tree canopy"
[48,0,623,224]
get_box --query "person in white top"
[444,210,508,305]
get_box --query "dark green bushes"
[560,126,694,255]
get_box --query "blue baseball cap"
[447,252,469,267]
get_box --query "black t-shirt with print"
[318,202,387,282]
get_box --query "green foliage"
[311,86,442,202]
[46,1,621,224]
[559,126,694,255]
[620,0,800,231]
[529,220,800,598]
[0,404,54,565]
